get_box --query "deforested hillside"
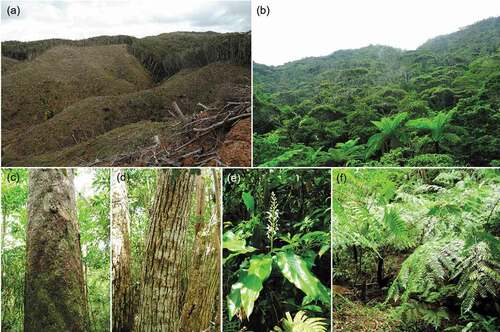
[254,17,499,167]
[1,31,251,166]
[1,56,20,74]
[2,44,153,134]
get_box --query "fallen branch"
[172,101,187,123]
[193,113,250,132]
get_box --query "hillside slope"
[1,32,251,166]
[254,17,499,166]
[2,44,152,138]
[1,56,20,74]
[3,63,249,166]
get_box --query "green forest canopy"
[254,17,500,167]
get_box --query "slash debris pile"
[95,84,251,166]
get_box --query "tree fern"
[387,239,463,302]
[392,301,449,329]
[453,241,500,314]
[366,112,408,157]
[383,207,414,249]
[407,110,460,154]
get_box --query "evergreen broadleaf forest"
[254,17,500,167]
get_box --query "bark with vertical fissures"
[24,169,88,331]
[112,169,134,332]
[179,172,221,331]
[133,169,196,332]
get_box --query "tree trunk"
[112,169,134,332]
[377,257,385,288]
[24,169,89,331]
[134,169,196,332]
[179,171,221,331]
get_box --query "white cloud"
[253,0,500,66]
[1,0,250,41]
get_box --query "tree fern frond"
[453,241,500,314]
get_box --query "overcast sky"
[1,0,250,41]
[254,0,500,66]
[74,169,97,198]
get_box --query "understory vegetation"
[332,168,499,331]
[1,169,110,331]
[223,169,331,331]
[254,17,499,167]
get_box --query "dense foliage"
[1,169,110,331]
[223,169,331,331]
[254,17,500,167]
[128,31,251,82]
[123,169,157,287]
[2,31,251,82]
[332,168,499,331]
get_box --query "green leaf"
[242,191,255,214]
[318,244,330,257]
[223,231,256,264]
[227,254,273,320]
[223,230,256,253]
[274,251,330,305]
[301,305,323,313]
[383,208,406,238]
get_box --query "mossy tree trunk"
[179,171,221,331]
[112,169,134,332]
[24,169,89,332]
[133,169,196,332]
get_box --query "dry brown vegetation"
[1,32,251,166]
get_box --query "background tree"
[112,169,133,331]
[179,170,221,331]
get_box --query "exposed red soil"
[218,118,251,166]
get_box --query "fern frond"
[273,311,327,332]
[453,241,500,314]
[387,239,464,303]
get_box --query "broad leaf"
[242,192,255,214]
[223,230,256,253]
[318,244,330,257]
[274,251,330,305]
[227,254,273,320]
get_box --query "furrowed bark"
[24,169,89,331]
[134,169,196,332]
[112,169,134,332]
[179,171,221,331]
